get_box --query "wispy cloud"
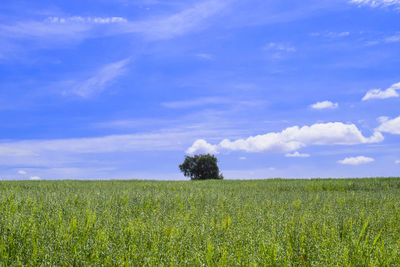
[0,0,229,55]
[187,122,384,154]
[285,151,310,158]
[264,42,296,52]
[385,33,400,43]
[62,58,130,98]
[0,20,90,42]
[0,146,37,156]
[46,16,127,24]
[364,32,400,46]
[92,118,179,129]
[122,0,229,40]
[18,170,27,175]
[196,53,214,60]
[263,42,296,60]
[0,122,234,156]
[349,0,400,9]
[0,16,126,41]
[311,31,350,38]
[362,82,400,101]
[338,156,374,165]
[162,97,229,109]
[396,160,400,164]
[326,31,350,38]
[310,101,338,110]
[0,133,179,157]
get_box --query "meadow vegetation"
[1,178,400,265]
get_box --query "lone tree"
[179,154,223,180]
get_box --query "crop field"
[1,178,400,266]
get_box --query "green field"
[1,178,400,266]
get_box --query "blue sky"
[1,0,400,180]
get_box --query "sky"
[0,0,400,180]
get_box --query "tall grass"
[1,178,399,265]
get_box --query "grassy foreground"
[1,179,400,266]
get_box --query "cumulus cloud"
[338,156,374,165]
[64,58,130,98]
[186,139,218,154]
[376,116,400,134]
[362,82,400,101]
[285,151,310,158]
[18,170,27,175]
[30,176,41,180]
[310,101,338,109]
[187,122,384,154]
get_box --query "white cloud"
[264,42,296,52]
[310,101,338,109]
[395,160,400,164]
[364,33,400,46]
[18,170,27,175]
[0,0,228,55]
[0,20,91,40]
[350,0,400,8]
[0,108,267,162]
[327,31,350,38]
[312,32,351,38]
[0,147,37,156]
[1,17,126,41]
[0,123,229,157]
[186,139,218,154]
[123,0,229,40]
[46,16,127,24]
[1,133,176,154]
[285,151,310,158]
[64,58,130,98]
[338,156,374,165]
[376,116,400,134]
[239,156,247,160]
[263,42,296,60]
[385,33,400,43]
[362,82,400,101]
[187,122,384,154]
[30,176,41,180]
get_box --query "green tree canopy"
[179,154,223,180]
